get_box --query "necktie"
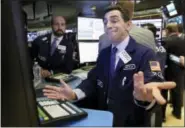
[110,47,117,77]
[50,38,58,56]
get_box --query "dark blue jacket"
[155,40,167,75]
[31,33,73,74]
[77,37,163,126]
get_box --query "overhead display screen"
[132,19,163,40]
[77,17,104,40]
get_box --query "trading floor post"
[2,0,39,126]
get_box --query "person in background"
[31,16,74,77]
[142,23,167,75]
[99,1,156,53]
[142,23,167,126]
[43,4,176,127]
[178,24,185,40]
[163,23,185,120]
[180,56,185,67]
[180,55,185,91]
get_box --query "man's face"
[52,16,66,37]
[103,10,131,43]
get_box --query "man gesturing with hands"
[43,4,176,126]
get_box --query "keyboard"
[45,77,60,83]
[63,75,79,83]
[37,97,87,126]
[45,75,79,84]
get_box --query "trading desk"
[35,66,113,126]
[61,108,113,127]
[35,68,88,90]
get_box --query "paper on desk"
[53,74,68,80]
[73,72,88,80]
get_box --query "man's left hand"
[180,56,184,67]
[133,71,176,105]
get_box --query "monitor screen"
[132,19,163,40]
[78,42,99,64]
[167,15,183,24]
[27,30,51,42]
[27,32,38,42]
[77,17,104,40]
[169,10,178,16]
[166,3,178,17]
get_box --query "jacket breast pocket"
[119,70,135,90]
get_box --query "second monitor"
[78,42,99,64]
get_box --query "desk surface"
[35,68,113,127]
[61,108,113,127]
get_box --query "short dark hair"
[142,23,157,37]
[51,15,66,25]
[104,4,130,22]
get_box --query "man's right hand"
[41,69,51,78]
[43,80,77,101]
[180,56,184,67]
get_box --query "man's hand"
[133,71,176,105]
[41,69,51,78]
[180,56,184,67]
[43,80,76,101]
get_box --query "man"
[163,23,185,119]
[178,24,185,40]
[31,16,73,77]
[43,5,175,126]
[142,23,167,126]
[99,1,156,53]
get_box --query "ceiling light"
[91,6,96,11]
[136,0,141,4]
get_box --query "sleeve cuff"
[146,100,156,110]
[73,89,86,100]
[134,99,156,110]
[50,70,54,75]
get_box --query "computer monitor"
[166,2,178,17]
[27,30,52,42]
[2,0,39,126]
[78,42,99,64]
[77,17,104,40]
[27,32,38,42]
[161,2,179,18]
[167,15,183,24]
[132,19,163,40]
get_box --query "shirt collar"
[51,33,63,43]
[112,36,130,52]
[168,32,178,37]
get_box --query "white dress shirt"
[112,36,130,69]
[51,34,63,47]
